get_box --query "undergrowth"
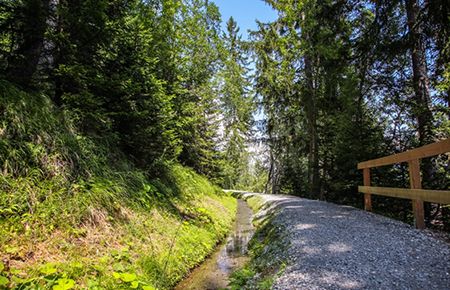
[0,81,237,289]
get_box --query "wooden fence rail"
[357,138,450,229]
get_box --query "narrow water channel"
[175,199,254,290]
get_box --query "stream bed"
[175,199,254,290]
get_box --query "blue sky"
[213,0,277,39]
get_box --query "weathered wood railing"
[357,138,450,229]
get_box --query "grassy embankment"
[0,81,237,289]
[229,194,287,290]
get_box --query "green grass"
[0,81,237,289]
[229,195,287,290]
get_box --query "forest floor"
[237,193,450,290]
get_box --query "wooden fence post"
[363,168,372,211]
[408,159,425,229]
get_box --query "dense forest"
[0,0,449,288]
[0,0,254,288]
[252,0,450,228]
[0,0,256,188]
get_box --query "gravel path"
[245,193,450,290]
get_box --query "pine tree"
[174,0,224,179]
[253,0,386,199]
[220,17,253,189]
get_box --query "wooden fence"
[357,138,450,229]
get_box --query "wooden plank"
[358,186,450,204]
[357,138,450,169]
[408,159,425,229]
[408,159,422,189]
[412,199,425,229]
[363,168,372,211]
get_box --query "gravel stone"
[244,193,450,290]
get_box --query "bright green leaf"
[120,272,136,282]
[0,275,9,286]
[112,272,121,279]
[130,281,139,288]
[40,264,57,275]
[53,278,75,290]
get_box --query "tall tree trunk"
[6,0,49,88]
[266,149,280,195]
[265,125,276,194]
[405,0,435,223]
[301,10,320,198]
[405,0,434,146]
[303,55,320,198]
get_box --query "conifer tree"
[220,17,253,189]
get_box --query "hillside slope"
[0,81,237,289]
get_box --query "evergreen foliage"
[0,1,252,288]
[253,0,449,226]
[219,17,254,189]
[0,0,253,180]
[0,0,450,287]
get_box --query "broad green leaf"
[0,275,9,286]
[53,278,75,290]
[120,272,136,282]
[142,286,156,290]
[0,262,4,272]
[40,264,57,275]
[130,281,139,288]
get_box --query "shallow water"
[175,199,254,290]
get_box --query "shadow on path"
[249,194,450,290]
